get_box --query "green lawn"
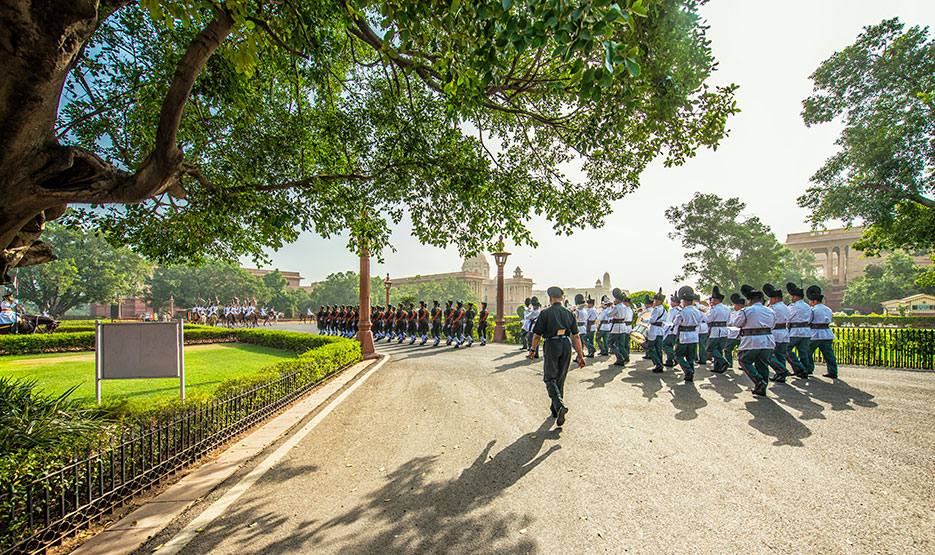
[0,343,295,406]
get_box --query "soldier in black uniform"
[451,301,466,347]
[407,302,418,344]
[444,300,455,345]
[417,301,430,345]
[463,302,476,347]
[528,286,587,427]
[477,302,489,346]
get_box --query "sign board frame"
[95,319,185,404]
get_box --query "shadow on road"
[805,378,877,411]
[184,420,559,554]
[769,383,827,421]
[579,363,624,389]
[703,371,744,402]
[620,368,668,401]
[745,398,812,447]
[669,382,708,421]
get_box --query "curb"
[70,355,386,555]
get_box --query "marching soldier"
[705,287,731,374]
[694,295,709,365]
[763,283,791,382]
[408,302,418,344]
[639,296,653,360]
[444,300,455,345]
[527,286,587,427]
[672,286,703,382]
[786,283,813,379]
[528,297,541,358]
[585,297,598,357]
[807,285,839,379]
[596,296,612,355]
[733,285,776,396]
[463,302,476,347]
[451,301,466,347]
[662,292,680,367]
[608,288,633,367]
[477,302,489,346]
[431,300,443,347]
[418,301,430,345]
[573,294,588,363]
[723,294,744,370]
[520,298,533,351]
[646,289,667,373]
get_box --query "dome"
[461,255,490,278]
[603,272,611,288]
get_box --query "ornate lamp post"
[492,238,510,343]
[383,273,392,307]
[357,243,377,359]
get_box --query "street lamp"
[492,238,510,343]
[383,273,392,307]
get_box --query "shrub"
[833,314,935,328]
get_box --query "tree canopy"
[1,0,736,283]
[15,222,152,317]
[842,251,935,312]
[800,18,935,254]
[387,276,480,308]
[143,261,267,311]
[666,192,828,294]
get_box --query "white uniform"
[727,309,742,340]
[705,303,732,339]
[663,306,680,337]
[575,306,589,335]
[522,306,533,332]
[810,303,835,341]
[769,301,791,344]
[0,299,17,325]
[672,305,703,344]
[647,305,666,341]
[732,302,777,351]
[788,300,812,338]
[597,306,612,332]
[587,306,599,333]
[610,303,633,335]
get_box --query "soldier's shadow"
[620,368,668,401]
[745,398,812,446]
[669,382,707,421]
[703,371,744,402]
[804,378,877,411]
[580,363,624,389]
[769,383,826,420]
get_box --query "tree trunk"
[0,1,233,283]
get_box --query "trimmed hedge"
[833,314,935,328]
[0,327,238,355]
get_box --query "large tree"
[842,251,935,312]
[666,192,827,294]
[800,18,935,254]
[15,222,152,317]
[1,0,737,282]
[388,276,480,307]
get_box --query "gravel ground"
[163,331,935,554]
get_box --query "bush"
[0,327,238,355]
[833,314,935,328]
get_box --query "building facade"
[881,294,935,316]
[531,272,615,307]
[389,255,534,316]
[783,226,931,310]
[243,268,305,290]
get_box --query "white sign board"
[95,320,185,403]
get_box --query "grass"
[0,343,296,408]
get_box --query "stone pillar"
[357,247,376,359]
[492,246,510,342]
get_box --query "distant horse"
[190,311,203,325]
[207,313,219,327]
[0,314,59,335]
[244,312,259,328]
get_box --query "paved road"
[153,329,935,554]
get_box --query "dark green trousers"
[811,339,838,377]
[610,333,630,363]
[739,349,771,388]
[769,342,789,377]
[646,335,664,367]
[583,331,596,355]
[597,330,610,354]
[788,336,811,375]
[707,336,728,372]
[723,338,741,367]
[662,334,677,365]
[697,333,709,363]
[675,342,696,375]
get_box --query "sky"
[243,0,935,292]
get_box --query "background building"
[881,293,935,316]
[243,268,305,290]
[390,255,534,315]
[784,226,931,310]
[531,272,615,307]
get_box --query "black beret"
[710,286,725,300]
[730,293,745,305]
[574,293,585,304]
[481,301,487,307]
[786,282,805,297]
[806,285,824,302]
[612,288,625,301]
[457,300,463,306]
[420,301,426,306]
[433,300,439,305]
[547,286,563,298]
[762,283,782,299]
[678,286,695,302]
[587,296,595,305]
[741,284,764,300]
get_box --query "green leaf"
[625,58,641,77]
[502,0,513,11]
[630,0,648,17]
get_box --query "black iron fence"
[1,365,346,555]
[812,327,935,370]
